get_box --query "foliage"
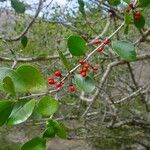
[0,0,150,149]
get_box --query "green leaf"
[21,137,46,150]
[11,0,26,13]
[7,100,36,125]
[16,65,47,93]
[108,0,120,6]
[43,126,55,138]
[0,101,14,126]
[3,76,15,96]
[74,74,95,93]
[134,15,145,29]
[67,35,87,56]
[47,120,67,139]
[0,67,26,93]
[37,96,59,116]
[56,123,67,139]
[125,13,132,25]
[112,40,137,61]
[58,51,71,70]
[21,36,28,48]
[139,0,150,7]
[78,0,86,17]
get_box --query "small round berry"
[103,39,110,45]
[81,71,86,77]
[94,39,101,45]
[54,71,62,77]
[83,67,89,72]
[56,82,62,88]
[97,47,104,52]
[48,78,55,84]
[84,63,89,69]
[128,3,134,8]
[79,68,84,74]
[69,84,75,93]
[79,60,85,65]
[135,11,140,16]
[134,15,140,21]
[93,66,98,71]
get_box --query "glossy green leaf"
[11,0,26,13]
[37,96,59,116]
[21,137,46,150]
[134,15,145,29]
[7,100,36,125]
[108,0,120,6]
[0,101,14,126]
[21,36,28,48]
[43,126,55,138]
[67,35,87,56]
[47,120,67,139]
[16,65,47,93]
[74,74,95,93]
[3,76,15,96]
[112,40,137,61]
[139,0,150,7]
[0,67,26,92]
[58,51,71,70]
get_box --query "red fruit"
[55,71,62,77]
[103,39,110,45]
[83,67,89,72]
[93,66,98,71]
[69,84,75,93]
[81,71,86,77]
[134,15,140,21]
[84,63,89,69]
[97,47,104,52]
[56,82,62,88]
[135,11,140,16]
[94,39,101,45]
[79,68,84,74]
[128,3,134,8]
[48,78,55,84]
[79,60,85,65]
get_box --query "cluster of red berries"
[94,39,110,53]
[48,71,62,88]
[78,39,110,77]
[128,2,141,21]
[134,10,141,21]
[48,39,110,91]
[79,60,98,77]
[48,71,75,93]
